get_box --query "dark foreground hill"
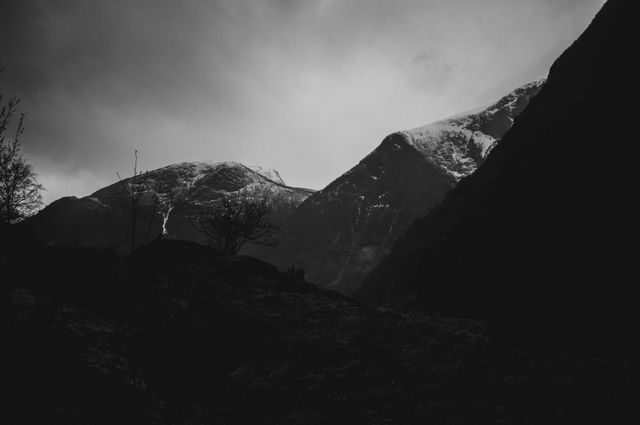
[5,236,639,424]
[359,0,637,356]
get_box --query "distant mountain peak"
[29,160,314,251]
[147,161,287,187]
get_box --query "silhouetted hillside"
[359,0,637,356]
[5,235,640,424]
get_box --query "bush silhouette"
[195,196,279,255]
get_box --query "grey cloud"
[1,0,606,205]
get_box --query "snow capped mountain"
[277,80,544,294]
[95,160,311,213]
[401,79,546,179]
[28,161,314,250]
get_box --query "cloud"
[0,0,606,205]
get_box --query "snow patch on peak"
[248,166,286,185]
[400,123,483,181]
[155,161,286,185]
[107,160,311,208]
[159,160,226,172]
[398,79,544,180]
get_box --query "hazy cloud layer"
[1,0,605,204]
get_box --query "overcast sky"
[1,0,605,205]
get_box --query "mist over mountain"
[359,0,636,356]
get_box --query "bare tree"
[1,65,43,224]
[195,196,279,255]
[117,150,158,254]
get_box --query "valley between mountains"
[28,80,544,295]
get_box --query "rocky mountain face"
[28,161,314,251]
[359,0,637,356]
[278,80,544,294]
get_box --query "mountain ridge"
[276,79,544,293]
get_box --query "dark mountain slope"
[279,81,543,294]
[6,237,639,424]
[359,0,637,355]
